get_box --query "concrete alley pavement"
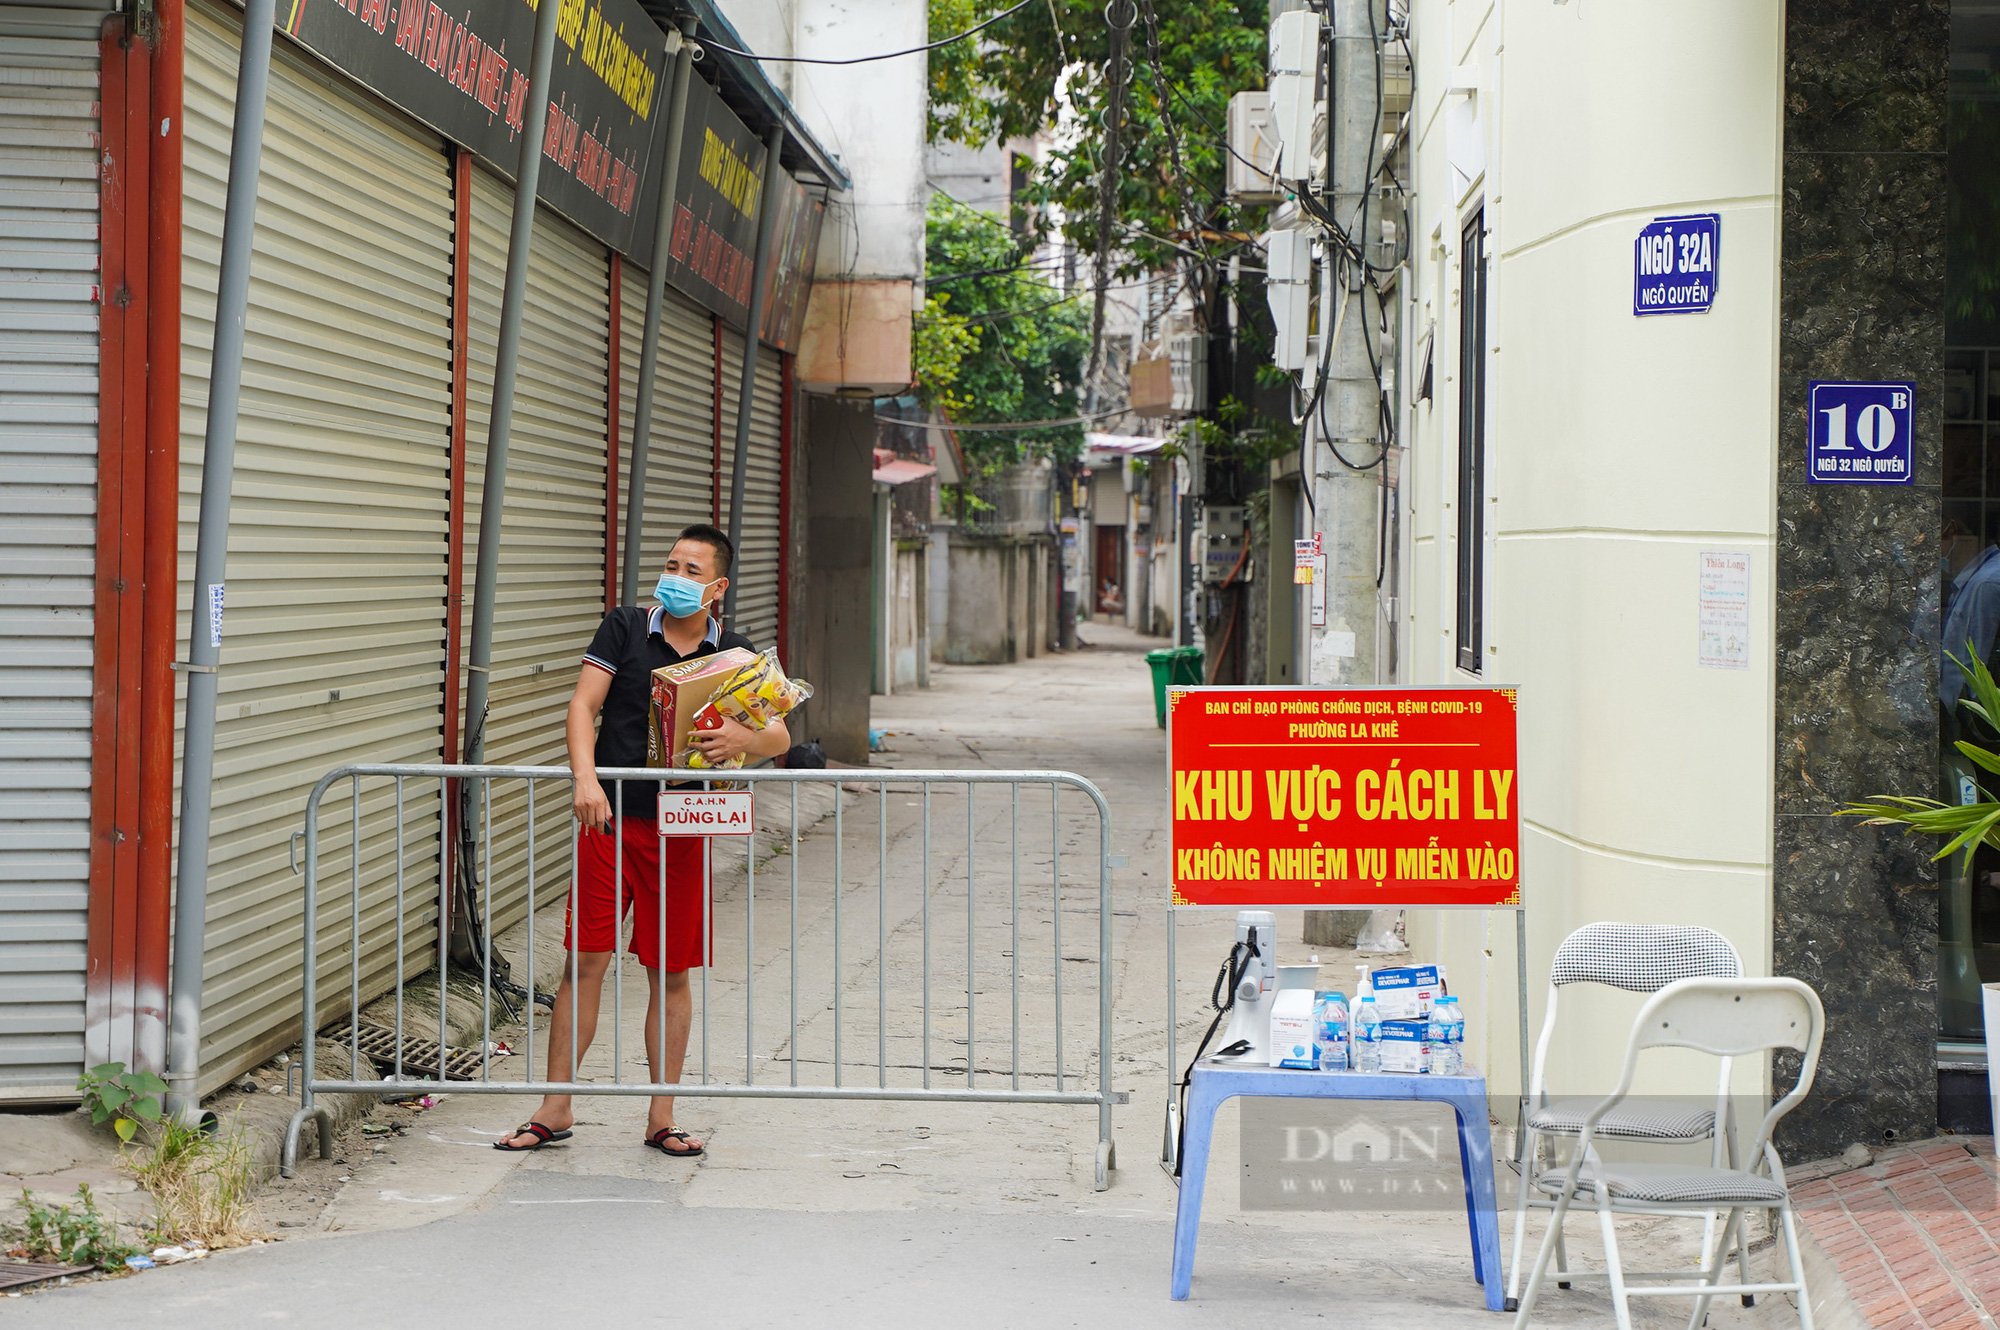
[5,626,1809,1326]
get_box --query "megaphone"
[1214,911,1279,1062]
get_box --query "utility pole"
[1309,0,1382,688]
[1303,0,1388,952]
[1075,0,1134,651]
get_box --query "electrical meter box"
[1202,505,1253,583]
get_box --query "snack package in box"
[699,650,813,731]
[677,651,812,768]
[647,648,759,771]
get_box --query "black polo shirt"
[582,605,755,813]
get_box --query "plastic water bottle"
[1353,995,1382,1073]
[1430,996,1464,1076]
[1315,991,1349,1071]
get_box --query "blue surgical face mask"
[654,572,716,618]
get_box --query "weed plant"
[127,1120,259,1248]
[5,1184,140,1268]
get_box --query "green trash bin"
[1145,646,1205,729]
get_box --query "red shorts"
[562,815,709,971]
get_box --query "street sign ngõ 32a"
[1167,686,1520,909]
[658,790,755,836]
[1632,213,1718,316]
[1808,381,1915,484]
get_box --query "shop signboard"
[1632,213,1719,315]
[281,0,820,341]
[1167,686,1520,909]
[1807,381,1915,485]
[283,0,667,256]
[660,75,824,349]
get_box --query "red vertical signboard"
[1169,686,1521,909]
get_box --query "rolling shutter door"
[617,265,716,582]
[462,167,610,928]
[181,0,453,1092]
[0,0,109,1095]
[715,326,783,652]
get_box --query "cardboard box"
[1378,1018,1431,1074]
[1269,989,1319,1069]
[647,648,759,769]
[1369,964,1446,1021]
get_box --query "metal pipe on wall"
[460,0,563,770]
[166,0,280,1123]
[721,124,787,623]
[619,21,697,608]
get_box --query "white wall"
[716,0,926,391]
[791,0,927,284]
[1399,0,1784,1106]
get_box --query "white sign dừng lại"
[658,790,756,836]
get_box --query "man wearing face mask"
[495,524,789,1158]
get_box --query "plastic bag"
[703,649,813,730]
[673,650,812,770]
[1354,908,1408,954]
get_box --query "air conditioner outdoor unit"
[1226,90,1282,201]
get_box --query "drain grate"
[0,1260,94,1291]
[328,1021,496,1082]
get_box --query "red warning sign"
[1168,686,1520,909]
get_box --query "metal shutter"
[715,327,783,652]
[181,0,454,1092]
[617,265,716,584]
[461,166,610,930]
[0,0,111,1095]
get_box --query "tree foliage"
[928,0,1269,277]
[911,194,1091,470]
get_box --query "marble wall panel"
[1774,0,1947,1157]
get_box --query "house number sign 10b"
[1808,381,1915,485]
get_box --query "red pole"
[711,314,724,523]
[136,0,184,1075]
[87,12,150,1072]
[442,147,472,764]
[777,353,793,661]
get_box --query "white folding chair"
[1513,977,1825,1330]
[1508,924,1745,1313]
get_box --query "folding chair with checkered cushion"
[1512,977,1825,1330]
[1507,924,1745,1313]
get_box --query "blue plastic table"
[1171,1060,1505,1307]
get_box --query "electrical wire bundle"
[1283,0,1412,487]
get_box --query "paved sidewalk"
[1790,1137,2000,1330]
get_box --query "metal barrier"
[281,764,1123,1188]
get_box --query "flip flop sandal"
[644,1127,705,1158]
[494,1121,573,1151]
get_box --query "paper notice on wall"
[1697,551,1750,670]
[1294,539,1318,584]
[1309,555,1328,626]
